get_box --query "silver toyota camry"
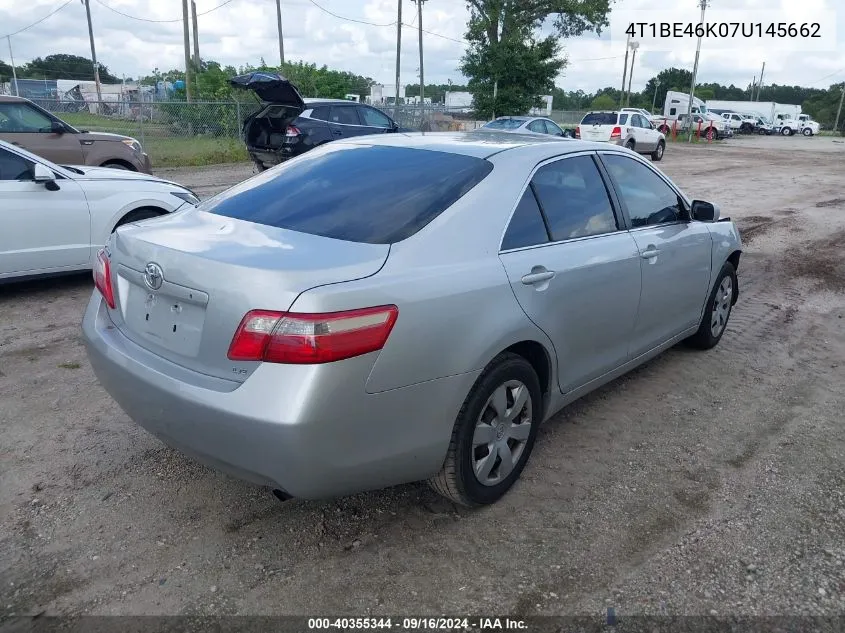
[82,130,742,507]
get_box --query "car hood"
[62,165,183,187]
[229,72,305,108]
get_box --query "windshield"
[483,118,525,130]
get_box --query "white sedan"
[0,140,198,282]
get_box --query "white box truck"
[705,100,820,136]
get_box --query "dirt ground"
[2,135,845,618]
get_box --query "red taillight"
[285,125,301,137]
[227,305,399,364]
[93,248,115,309]
[574,126,580,139]
[610,126,622,139]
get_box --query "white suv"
[576,111,666,161]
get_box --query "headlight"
[171,191,200,206]
[122,138,143,152]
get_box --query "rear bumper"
[82,293,477,498]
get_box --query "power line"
[305,0,396,27]
[2,0,75,39]
[92,0,238,24]
[807,67,845,86]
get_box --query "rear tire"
[428,353,542,507]
[686,261,737,350]
[625,139,636,151]
[651,140,665,161]
[781,127,792,136]
[114,207,166,231]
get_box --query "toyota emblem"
[143,262,164,291]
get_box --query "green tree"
[461,0,612,119]
[590,94,616,110]
[21,53,119,82]
[643,67,693,112]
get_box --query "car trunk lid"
[105,209,389,382]
[229,72,305,109]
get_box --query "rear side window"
[484,119,525,130]
[581,112,617,126]
[204,145,493,244]
[502,189,549,250]
[530,155,618,241]
[618,113,629,125]
[330,106,360,125]
[309,106,330,121]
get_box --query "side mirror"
[50,120,66,135]
[691,200,720,222]
[33,163,60,191]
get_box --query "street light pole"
[685,0,708,142]
[651,80,660,114]
[834,84,845,136]
[626,41,639,107]
[619,34,630,107]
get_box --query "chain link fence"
[32,99,587,167]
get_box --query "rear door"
[0,146,90,276]
[498,152,642,392]
[633,115,659,150]
[327,104,366,139]
[0,101,84,165]
[599,152,712,356]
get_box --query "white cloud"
[1,0,843,93]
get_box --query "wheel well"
[727,250,741,304]
[503,341,552,410]
[114,206,168,231]
[101,159,137,171]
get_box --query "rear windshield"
[484,118,525,129]
[203,145,493,244]
[581,112,618,126]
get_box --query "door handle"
[11,142,22,146]
[641,247,661,259]
[521,270,556,285]
[332,130,343,136]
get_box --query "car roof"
[331,130,611,159]
[303,98,360,105]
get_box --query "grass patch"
[145,137,248,167]
[57,362,81,370]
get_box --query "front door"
[498,153,642,393]
[357,105,396,134]
[0,147,90,276]
[599,152,713,357]
[0,101,84,165]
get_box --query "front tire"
[802,127,813,136]
[429,353,542,507]
[651,140,665,161]
[686,261,737,350]
[781,127,793,136]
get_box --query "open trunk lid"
[105,209,389,382]
[229,72,305,108]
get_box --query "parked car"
[482,116,572,137]
[575,111,666,161]
[0,140,197,281]
[619,107,657,123]
[83,131,742,507]
[230,72,408,171]
[0,95,152,173]
[677,113,732,140]
[720,112,757,134]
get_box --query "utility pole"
[651,80,660,114]
[685,0,708,142]
[191,0,201,66]
[619,34,630,108]
[181,0,192,101]
[394,0,401,116]
[834,84,845,136]
[749,76,755,101]
[626,41,639,107]
[755,61,765,101]
[82,0,103,108]
[275,0,285,66]
[6,36,18,96]
[415,0,426,116]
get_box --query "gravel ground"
[1,136,844,618]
